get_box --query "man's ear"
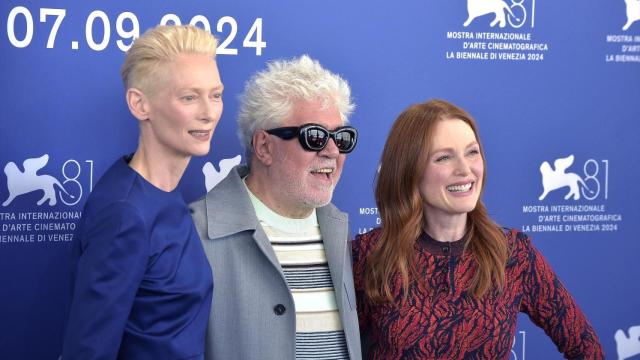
[252,130,274,166]
[126,88,150,122]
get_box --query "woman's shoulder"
[88,157,183,213]
[80,158,151,226]
[86,157,139,204]
[354,227,382,244]
[501,227,528,242]
[352,227,382,258]
[500,227,536,257]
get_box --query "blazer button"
[274,304,286,315]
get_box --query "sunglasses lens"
[334,130,355,152]
[297,124,357,153]
[305,128,328,150]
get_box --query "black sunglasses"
[265,123,358,154]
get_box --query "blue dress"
[62,156,213,359]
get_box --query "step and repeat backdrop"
[1,0,639,359]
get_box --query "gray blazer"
[190,165,362,360]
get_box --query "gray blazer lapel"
[317,205,348,307]
[204,165,282,272]
[318,205,362,360]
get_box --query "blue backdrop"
[1,0,639,359]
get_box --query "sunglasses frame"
[265,123,358,154]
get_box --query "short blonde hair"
[121,25,218,94]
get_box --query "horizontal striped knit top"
[245,182,349,359]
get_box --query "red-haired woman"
[353,99,603,359]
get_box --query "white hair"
[237,55,355,159]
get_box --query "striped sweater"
[246,185,349,359]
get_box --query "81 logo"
[538,155,609,202]
[463,0,536,29]
[2,154,94,207]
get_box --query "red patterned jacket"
[353,228,603,359]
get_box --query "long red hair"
[366,99,508,303]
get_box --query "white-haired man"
[190,55,361,360]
